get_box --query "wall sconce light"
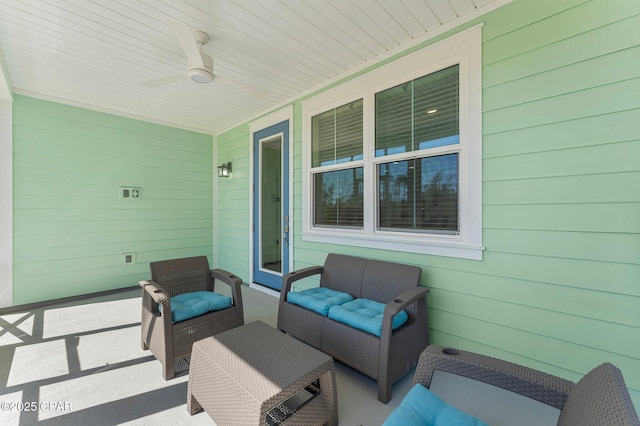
[218,162,232,178]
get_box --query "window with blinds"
[301,26,483,259]
[375,65,460,233]
[311,99,364,227]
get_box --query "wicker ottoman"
[187,320,338,426]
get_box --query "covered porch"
[0,0,639,422]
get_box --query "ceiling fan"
[142,22,266,97]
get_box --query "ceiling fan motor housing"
[188,53,214,84]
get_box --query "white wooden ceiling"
[0,0,508,134]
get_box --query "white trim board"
[0,99,13,307]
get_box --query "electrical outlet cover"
[120,187,141,199]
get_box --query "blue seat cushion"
[383,383,488,426]
[159,291,233,323]
[286,287,353,316]
[327,298,408,337]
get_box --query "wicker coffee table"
[187,320,338,426]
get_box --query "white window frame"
[302,25,484,260]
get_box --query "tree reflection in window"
[314,167,364,227]
[378,154,458,233]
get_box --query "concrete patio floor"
[0,284,412,425]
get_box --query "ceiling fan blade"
[216,75,268,98]
[170,21,205,68]
[141,73,184,88]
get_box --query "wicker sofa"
[384,345,640,426]
[277,253,429,403]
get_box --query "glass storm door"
[253,120,290,290]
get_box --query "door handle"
[283,218,289,246]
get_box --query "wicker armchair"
[139,256,244,380]
[393,345,640,426]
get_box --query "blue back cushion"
[287,287,353,316]
[159,291,232,323]
[327,298,408,337]
[383,384,488,426]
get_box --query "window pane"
[314,167,363,227]
[312,99,363,167]
[414,65,459,149]
[378,154,458,233]
[375,82,413,156]
[375,65,459,156]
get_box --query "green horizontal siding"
[484,141,639,180]
[12,95,213,305]
[484,204,640,233]
[485,172,640,204]
[484,3,640,86]
[215,125,251,282]
[484,109,640,158]
[485,229,640,266]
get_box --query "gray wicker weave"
[139,256,244,380]
[414,345,640,426]
[277,253,429,403]
[187,320,338,426]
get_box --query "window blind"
[312,99,363,167]
[375,65,459,156]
